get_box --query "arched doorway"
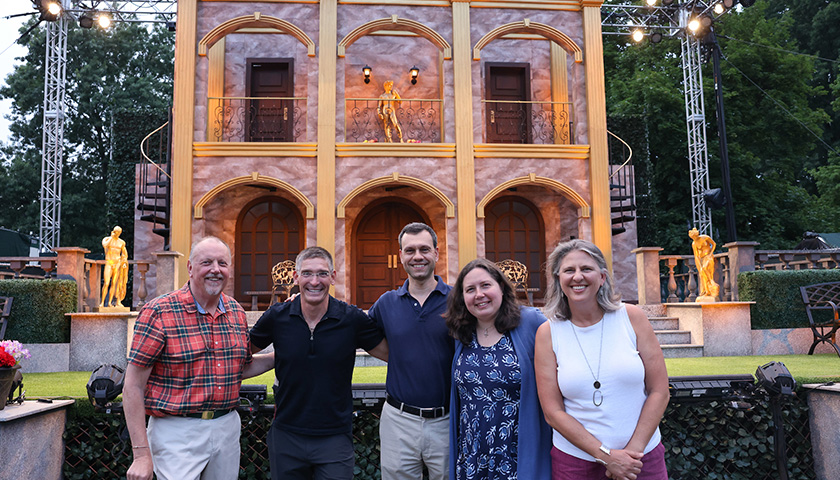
[235,197,304,308]
[484,196,546,299]
[353,200,426,308]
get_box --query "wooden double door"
[354,201,425,309]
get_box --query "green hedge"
[61,392,814,480]
[0,279,76,343]
[738,269,840,330]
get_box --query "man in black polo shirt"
[249,246,387,479]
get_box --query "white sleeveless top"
[549,304,661,460]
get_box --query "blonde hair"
[542,239,621,321]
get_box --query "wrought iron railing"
[481,100,573,144]
[208,97,307,142]
[344,98,442,143]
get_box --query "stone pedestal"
[632,247,663,305]
[0,399,75,480]
[803,384,840,480]
[69,312,137,371]
[665,302,753,356]
[723,241,759,301]
[153,250,183,297]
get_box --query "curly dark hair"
[444,258,521,345]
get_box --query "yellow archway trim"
[198,13,316,57]
[477,173,590,218]
[473,19,582,63]
[336,172,455,218]
[194,172,315,219]
[337,15,452,60]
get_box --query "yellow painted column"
[171,0,198,285]
[582,1,613,267]
[452,0,477,268]
[316,0,337,255]
[206,38,225,142]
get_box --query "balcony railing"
[207,97,307,142]
[482,100,573,144]
[344,98,442,143]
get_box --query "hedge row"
[738,269,840,330]
[0,279,76,343]
[63,391,814,480]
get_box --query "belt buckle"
[201,411,214,420]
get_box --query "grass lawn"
[18,354,838,400]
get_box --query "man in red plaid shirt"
[124,236,273,480]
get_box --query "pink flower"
[0,340,30,367]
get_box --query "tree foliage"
[606,0,840,252]
[0,18,173,253]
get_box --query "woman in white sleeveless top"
[534,240,670,480]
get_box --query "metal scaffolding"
[35,0,176,252]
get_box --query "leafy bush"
[738,270,840,329]
[0,279,76,343]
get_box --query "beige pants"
[147,411,241,480]
[379,401,449,480]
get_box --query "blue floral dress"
[453,332,521,480]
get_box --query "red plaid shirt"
[128,283,252,416]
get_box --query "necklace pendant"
[593,381,601,389]
[593,389,603,407]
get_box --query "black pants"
[267,427,354,480]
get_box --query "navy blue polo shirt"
[250,295,384,435]
[368,276,454,409]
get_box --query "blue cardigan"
[449,306,553,479]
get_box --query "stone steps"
[647,309,704,357]
[661,344,706,358]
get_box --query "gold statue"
[377,80,404,143]
[100,226,129,310]
[689,227,719,302]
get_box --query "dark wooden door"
[484,196,545,297]
[354,201,424,308]
[247,59,293,142]
[235,197,304,308]
[485,63,531,144]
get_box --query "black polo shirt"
[250,295,384,435]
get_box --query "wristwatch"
[595,444,611,466]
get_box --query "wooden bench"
[0,296,12,340]
[799,282,840,358]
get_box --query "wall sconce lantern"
[409,66,420,85]
[362,65,372,84]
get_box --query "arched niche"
[477,173,590,218]
[337,173,455,218]
[337,15,451,60]
[473,19,583,63]
[198,13,316,57]
[194,173,314,219]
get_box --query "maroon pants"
[551,442,668,480]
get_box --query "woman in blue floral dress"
[444,259,553,480]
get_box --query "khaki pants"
[379,401,449,480]
[147,411,241,480]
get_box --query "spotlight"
[740,0,756,7]
[662,0,674,5]
[714,3,725,14]
[362,64,372,84]
[687,18,701,34]
[409,65,420,85]
[87,364,125,411]
[756,361,796,396]
[34,0,62,22]
[701,16,713,28]
[97,14,111,29]
[650,32,663,44]
[79,12,95,29]
[166,21,176,32]
[645,0,657,6]
[723,0,735,6]
[631,29,645,43]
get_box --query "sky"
[0,2,30,144]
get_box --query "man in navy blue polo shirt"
[249,246,388,480]
[368,222,454,480]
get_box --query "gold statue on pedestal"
[100,226,129,311]
[377,80,404,143]
[689,227,719,302]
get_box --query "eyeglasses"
[299,271,331,279]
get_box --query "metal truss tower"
[602,1,731,236]
[36,0,176,252]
